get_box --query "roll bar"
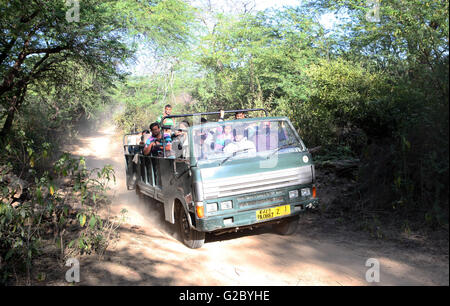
[160,108,268,130]
[159,108,268,157]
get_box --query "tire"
[272,216,299,235]
[176,204,205,249]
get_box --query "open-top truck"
[123,109,318,248]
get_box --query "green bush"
[0,152,122,284]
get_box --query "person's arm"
[143,138,158,155]
[143,143,153,155]
[172,130,182,139]
[163,134,172,152]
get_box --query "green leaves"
[189,9,323,113]
[89,216,97,229]
[1,0,196,142]
[0,148,121,283]
[79,214,87,227]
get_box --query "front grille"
[238,196,285,208]
[201,166,312,200]
[237,190,284,201]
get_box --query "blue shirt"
[145,133,172,155]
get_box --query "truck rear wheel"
[273,216,299,235]
[176,204,205,249]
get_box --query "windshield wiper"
[266,142,298,159]
[219,148,251,166]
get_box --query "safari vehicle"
[123,109,318,248]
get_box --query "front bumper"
[195,197,319,232]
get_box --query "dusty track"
[67,123,449,286]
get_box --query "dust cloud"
[66,120,171,236]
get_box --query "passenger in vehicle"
[156,104,174,129]
[223,128,256,156]
[218,108,225,122]
[214,124,233,151]
[196,130,214,160]
[176,120,189,133]
[235,111,245,119]
[140,129,150,146]
[197,117,216,145]
[172,121,190,159]
[143,122,172,157]
[172,120,189,139]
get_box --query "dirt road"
[67,123,449,286]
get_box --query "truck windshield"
[192,119,305,163]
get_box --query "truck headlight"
[289,190,299,199]
[301,188,311,197]
[220,200,233,210]
[206,203,218,213]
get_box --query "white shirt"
[223,137,256,156]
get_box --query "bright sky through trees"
[130,0,338,76]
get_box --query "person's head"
[235,111,245,120]
[180,120,190,130]
[149,122,161,137]
[164,104,172,115]
[200,117,208,124]
[140,129,150,141]
[224,125,232,135]
[234,129,245,142]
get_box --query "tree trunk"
[0,100,18,141]
[0,85,27,141]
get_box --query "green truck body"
[124,113,318,248]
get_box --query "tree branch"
[19,9,40,24]
[25,46,68,56]
[0,37,18,66]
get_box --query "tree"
[0,0,194,141]
[190,8,327,113]
[307,0,449,223]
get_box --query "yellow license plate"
[256,205,291,221]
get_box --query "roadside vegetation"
[0,153,124,284]
[0,0,194,284]
[1,0,448,284]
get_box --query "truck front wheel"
[273,216,299,235]
[176,204,205,249]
